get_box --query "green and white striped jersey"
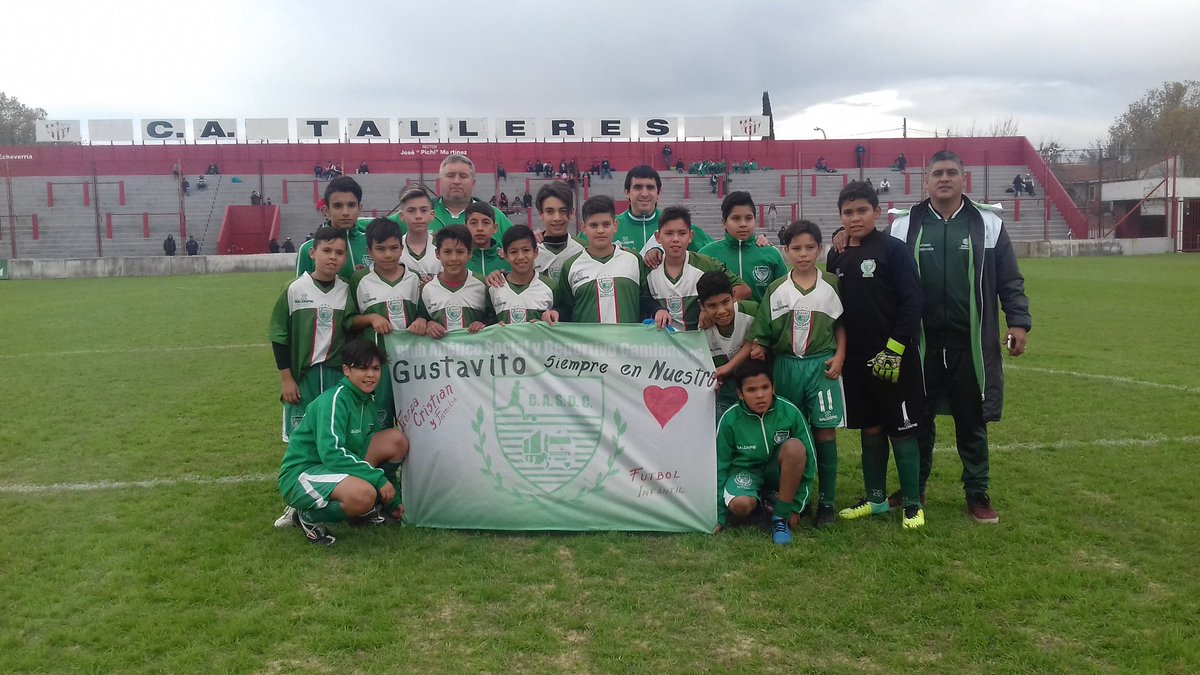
[268,273,353,379]
[418,273,492,332]
[399,234,442,280]
[350,267,423,345]
[646,252,743,331]
[488,274,556,323]
[705,301,759,367]
[535,237,585,282]
[752,272,843,358]
[555,248,652,324]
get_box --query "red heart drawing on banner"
[643,386,688,428]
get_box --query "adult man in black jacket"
[887,150,1031,523]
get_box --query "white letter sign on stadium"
[245,118,289,142]
[385,323,718,532]
[298,118,336,140]
[142,119,186,141]
[35,120,82,143]
[193,118,238,141]
[397,118,439,139]
[88,119,134,143]
[348,118,391,140]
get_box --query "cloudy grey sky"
[3,0,1197,148]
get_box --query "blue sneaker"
[771,516,792,545]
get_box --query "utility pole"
[903,118,907,139]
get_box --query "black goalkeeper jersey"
[825,229,924,359]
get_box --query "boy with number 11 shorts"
[750,220,846,528]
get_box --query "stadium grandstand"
[0,137,1085,261]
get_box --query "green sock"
[892,435,921,508]
[303,501,347,524]
[860,432,890,503]
[774,499,794,522]
[815,439,838,507]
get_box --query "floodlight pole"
[92,161,103,257]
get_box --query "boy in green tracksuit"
[277,339,410,546]
[349,218,424,428]
[295,176,372,280]
[699,191,788,302]
[533,181,585,282]
[464,202,510,276]
[750,220,846,528]
[416,225,494,338]
[270,226,356,444]
[489,225,559,324]
[646,206,750,332]
[554,195,668,326]
[698,271,757,419]
[715,360,817,545]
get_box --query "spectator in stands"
[163,234,177,256]
[662,144,672,169]
[269,238,281,253]
[207,162,220,175]
[181,177,190,196]
[186,235,200,256]
[814,157,834,173]
[357,161,369,175]
[1024,173,1036,196]
[172,162,181,178]
[497,163,507,181]
[855,143,866,169]
[1010,174,1024,196]
[314,164,325,179]
[890,154,907,171]
[283,237,296,253]
[525,160,535,172]
[523,191,533,209]
[251,190,262,206]
[590,159,600,175]
[878,178,891,194]
[197,175,207,191]
[266,197,273,206]
[675,159,685,173]
[489,195,497,206]
[305,233,313,242]
[499,193,509,210]
[601,158,612,179]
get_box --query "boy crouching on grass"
[277,339,410,546]
[715,360,817,545]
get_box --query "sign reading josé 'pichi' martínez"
[35,115,770,143]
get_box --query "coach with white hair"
[430,153,514,235]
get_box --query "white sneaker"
[273,506,298,528]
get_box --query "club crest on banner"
[492,377,605,493]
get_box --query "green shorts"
[281,363,342,442]
[722,462,813,514]
[773,353,845,429]
[279,467,350,510]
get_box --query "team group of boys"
[269,151,1031,546]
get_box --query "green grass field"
[1,255,1198,673]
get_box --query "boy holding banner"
[488,225,559,325]
[716,360,817,545]
[646,206,749,332]
[349,218,424,428]
[554,195,668,326]
[416,225,493,338]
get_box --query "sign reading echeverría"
[35,115,770,143]
[385,323,718,533]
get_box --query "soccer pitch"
[1,255,1198,673]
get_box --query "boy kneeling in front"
[716,360,817,545]
[277,338,409,545]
